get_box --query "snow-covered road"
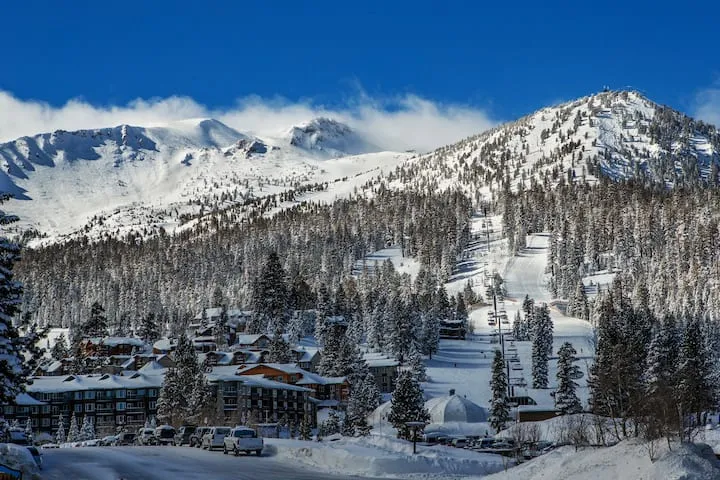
[503,233,552,302]
[41,446,382,480]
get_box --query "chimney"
[449,389,456,396]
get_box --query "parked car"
[202,426,231,450]
[190,427,211,448]
[99,435,118,446]
[26,446,42,469]
[116,432,136,446]
[136,428,158,446]
[41,443,59,449]
[450,437,468,448]
[154,425,176,445]
[7,429,30,445]
[174,425,197,446]
[222,427,263,456]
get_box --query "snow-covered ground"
[0,443,41,480]
[419,226,595,420]
[483,440,720,480]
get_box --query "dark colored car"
[116,432,137,446]
[190,427,210,448]
[174,425,197,446]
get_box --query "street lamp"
[405,421,426,454]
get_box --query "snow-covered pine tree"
[347,371,381,436]
[387,370,429,440]
[489,349,510,433]
[419,310,440,359]
[555,342,582,414]
[85,302,109,339]
[321,410,340,436]
[156,365,180,425]
[137,312,160,344]
[24,418,32,438]
[462,280,477,306]
[158,333,208,425]
[249,251,289,334]
[531,304,552,389]
[407,345,427,383]
[299,414,312,440]
[0,199,36,404]
[644,314,680,438]
[80,415,95,441]
[676,317,715,439]
[567,280,589,319]
[55,414,66,444]
[67,412,79,443]
[50,333,70,361]
[266,328,292,363]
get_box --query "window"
[74,392,83,400]
[42,418,50,427]
[289,375,297,382]
[85,403,95,412]
[148,401,156,410]
[31,406,38,414]
[258,400,263,408]
[276,376,283,382]
[41,405,50,414]
[115,390,126,398]
[51,406,60,415]
[4,406,13,415]
[116,415,125,424]
[74,404,83,413]
[84,391,96,400]
[148,389,157,398]
[51,418,59,426]
[116,402,126,411]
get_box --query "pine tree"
[0,199,36,404]
[489,350,511,432]
[644,314,680,438]
[55,414,66,444]
[67,412,79,443]
[567,280,589,319]
[299,414,312,440]
[50,333,70,361]
[266,328,292,363]
[555,342,582,414]
[137,312,160,344]
[249,251,289,333]
[24,418,32,438]
[347,371,381,436]
[531,304,553,389]
[80,415,95,441]
[321,410,341,436]
[157,333,206,425]
[387,370,429,440]
[676,317,715,438]
[419,311,440,359]
[85,302,109,338]
[407,346,427,383]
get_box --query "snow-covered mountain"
[0,117,408,244]
[395,90,720,193]
[284,117,380,158]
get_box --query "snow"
[271,434,507,478]
[425,394,489,423]
[0,117,411,245]
[0,443,41,480]
[353,246,422,281]
[483,440,720,480]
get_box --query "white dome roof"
[425,394,488,423]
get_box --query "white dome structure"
[425,390,488,424]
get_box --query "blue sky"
[1,0,719,149]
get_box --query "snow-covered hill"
[284,117,380,158]
[394,90,720,193]
[0,117,408,244]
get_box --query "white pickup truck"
[222,427,263,456]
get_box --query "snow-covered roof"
[14,393,46,406]
[27,372,164,393]
[293,346,319,363]
[425,394,488,424]
[153,338,176,351]
[138,361,167,374]
[236,363,346,385]
[363,352,399,368]
[85,336,146,347]
[234,334,270,345]
[205,369,312,393]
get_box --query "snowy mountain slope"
[284,117,381,158]
[393,90,720,194]
[0,117,407,244]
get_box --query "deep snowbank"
[270,435,507,478]
[484,440,720,480]
[0,443,41,480]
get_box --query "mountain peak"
[285,117,379,157]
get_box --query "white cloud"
[693,85,720,128]
[0,90,497,152]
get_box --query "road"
[41,446,386,480]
